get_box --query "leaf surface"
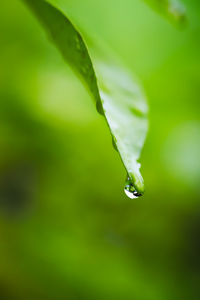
[23,0,148,194]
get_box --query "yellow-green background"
[0,0,200,299]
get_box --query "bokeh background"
[0,0,200,299]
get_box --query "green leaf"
[22,0,148,195]
[143,0,187,24]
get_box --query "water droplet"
[96,100,104,116]
[112,136,118,152]
[75,35,81,51]
[124,177,142,199]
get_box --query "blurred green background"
[0,0,200,299]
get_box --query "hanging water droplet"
[124,187,142,199]
[124,177,143,199]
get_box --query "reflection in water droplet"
[124,177,142,199]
